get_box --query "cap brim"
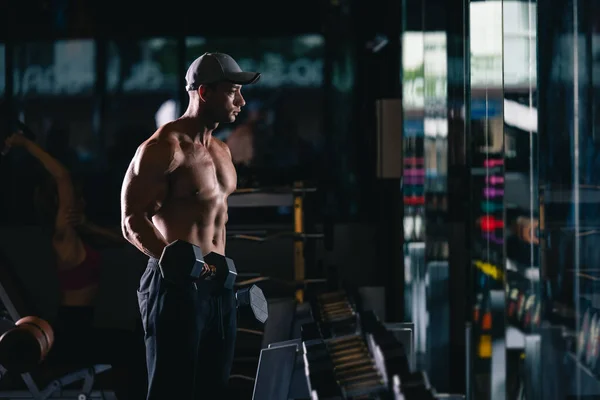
[225,71,261,85]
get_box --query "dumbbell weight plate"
[17,316,54,355]
[327,334,362,346]
[335,364,375,378]
[332,352,370,365]
[335,359,374,372]
[159,240,206,284]
[579,308,592,361]
[338,372,382,387]
[523,294,536,329]
[517,292,527,323]
[0,316,55,373]
[328,337,363,347]
[236,285,268,323]
[587,313,600,368]
[247,285,268,324]
[321,301,351,309]
[331,345,368,358]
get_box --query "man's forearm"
[122,216,169,259]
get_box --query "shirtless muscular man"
[120,53,260,399]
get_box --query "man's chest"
[170,155,237,198]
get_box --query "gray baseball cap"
[185,53,261,91]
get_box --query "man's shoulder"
[135,127,180,160]
[154,120,182,141]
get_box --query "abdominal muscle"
[152,198,229,257]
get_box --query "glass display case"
[537,0,600,398]
[401,0,542,398]
[402,21,451,396]
[401,0,600,396]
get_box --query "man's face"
[203,82,246,123]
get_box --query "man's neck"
[181,110,219,147]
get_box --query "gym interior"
[0,0,594,398]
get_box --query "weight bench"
[0,248,116,400]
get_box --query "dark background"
[0,0,410,326]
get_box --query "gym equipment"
[236,285,268,324]
[523,294,537,329]
[159,240,237,289]
[203,251,238,290]
[0,251,115,399]
[159,241,268,324]
[507,287,520,321]
[251,289,461,399]
[228,231,324,242]
[227,182,323,304]
[588,313,600,368]
[0,316,54,373]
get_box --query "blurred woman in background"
[3,132,145,399]
[4,132,124,312]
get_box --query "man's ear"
[198,85,210,102]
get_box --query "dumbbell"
[321,304,355,321]
[321,318,360,338]
[235,284,269,324]
[307,343,369,367]
[340,376,387,398]
[579,307,592,361]
[159,240,237,289]
[0,316,54,373]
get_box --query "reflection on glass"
[186,36,325,90]
[423,31,450,392]
[14,40,96,98]
[402,31,426,365]
[502,1,539,399]
[6,40,98,224]
[12,40,97,167]
[104,38,178,138]
[107,38,178,94]
[0,44,5,96]
[469,2,506,399]
[185,36,325,188]
[539,0,600,398]
[403,28,450,391]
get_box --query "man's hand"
[200,264,216,278]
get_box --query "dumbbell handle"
[235,285,269,324]
[236,286,254,308]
